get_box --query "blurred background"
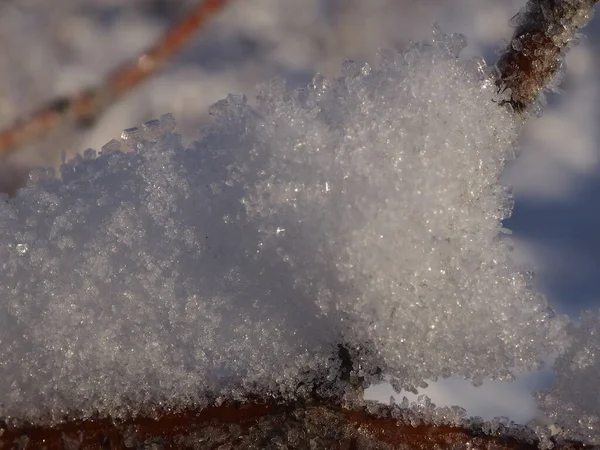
[0,0,598,425]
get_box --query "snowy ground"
[1,0,599,426]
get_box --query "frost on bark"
[495,0,598,112]
[0,401,588,450]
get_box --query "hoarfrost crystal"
[0,35,567,423]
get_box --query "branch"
[495,0,599,112]
[0,399,583,450]
[0,0,230,158]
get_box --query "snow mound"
[0,32,567,424]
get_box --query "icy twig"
[0,0,230,157]
[495,0,599,112]
[0,400,581,449]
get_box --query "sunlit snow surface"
[0,36,569,425]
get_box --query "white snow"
[0,33,569,425]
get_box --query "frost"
[15,243,28,255]
[100,139,121,155]
[0,35,568,424]
[537,310,600,445]
[510,0,596,47]
[120,127,145,150]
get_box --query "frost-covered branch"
[1,400,580,450]
[0,0,230,158]
[496,0,599,112]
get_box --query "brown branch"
[0,0,230,158]
[0,399,586,449]
[496,0,599,112]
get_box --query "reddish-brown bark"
[495,0,600,111]
[0,400,585,449]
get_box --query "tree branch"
[0,0,230,158]
[495,0,599,112]
[0,399,583,450]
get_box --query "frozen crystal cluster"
[510,0,597,48]
[495,0,597,113]
[0,35,567,424]
[536,310,600,445]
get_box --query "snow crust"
[0,35,567,424]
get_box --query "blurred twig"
[0,0,230,158]
[496,0,599,112]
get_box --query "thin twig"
[0,0,230,157]
[495,0,599,112]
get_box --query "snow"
[0,34,570,425]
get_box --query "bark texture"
[495,0,598,112]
